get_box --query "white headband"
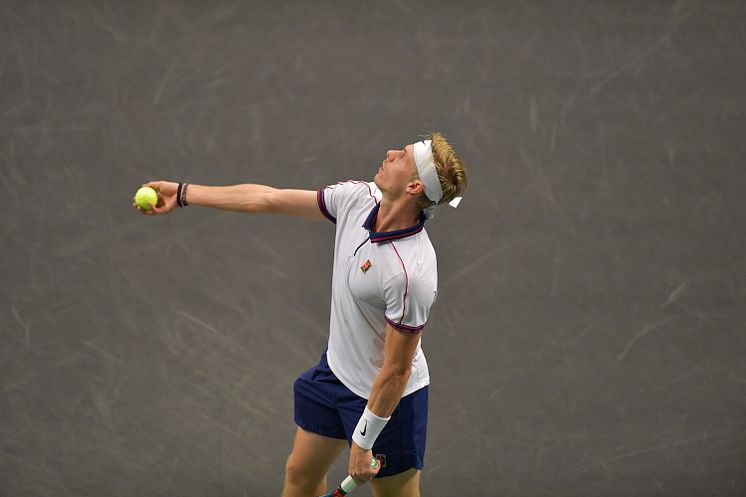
[413,140,463,219]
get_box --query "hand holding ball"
[134,186,158,210]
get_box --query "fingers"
[131,197,161,216]
[132,201,156,216]
[350,457,381,485]
[146,180,179,196]
[148,198,170,215]
[367,457,381,480]
[349,445,381,484]
[143,180,162,191]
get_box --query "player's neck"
[374,198,421,233]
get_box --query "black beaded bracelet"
[176,182,184,208]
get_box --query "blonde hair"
[412,132,468,211]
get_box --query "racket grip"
[340,475,357,493]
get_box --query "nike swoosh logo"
[360,420,367,437]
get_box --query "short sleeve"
[383,272,437,334]
[317,181,370,224]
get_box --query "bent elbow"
[383,366,412,384]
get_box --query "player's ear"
[406,178,424,196]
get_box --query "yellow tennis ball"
[135,186,158,210]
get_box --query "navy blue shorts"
[294,351,428,478]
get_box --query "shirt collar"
[362,202,426,243]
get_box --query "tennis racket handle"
[339,475,357,493]
[321,458,377,496]
[320,475,357,497]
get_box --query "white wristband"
[352,406,391,450]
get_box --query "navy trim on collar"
[362,202,426,243]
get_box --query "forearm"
[350,369,409,451]
[186,183,274,213]
[366,368,410,418]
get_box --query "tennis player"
[133,132,467,497]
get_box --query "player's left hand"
[132,181,179,216]
[349,442,381,485]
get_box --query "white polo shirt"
[317,180,437,399]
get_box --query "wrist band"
[352,406,390,450]
[176,182,189,207]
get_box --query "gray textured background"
[2,1,745,496]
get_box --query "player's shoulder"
[393,228,436,257]
[323,179,376,194]
[383,250,437,296]
[339,180,380,206]
[388,234,437,278]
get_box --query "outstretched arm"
[132,180,325,220]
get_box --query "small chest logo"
[360,260,372,274]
